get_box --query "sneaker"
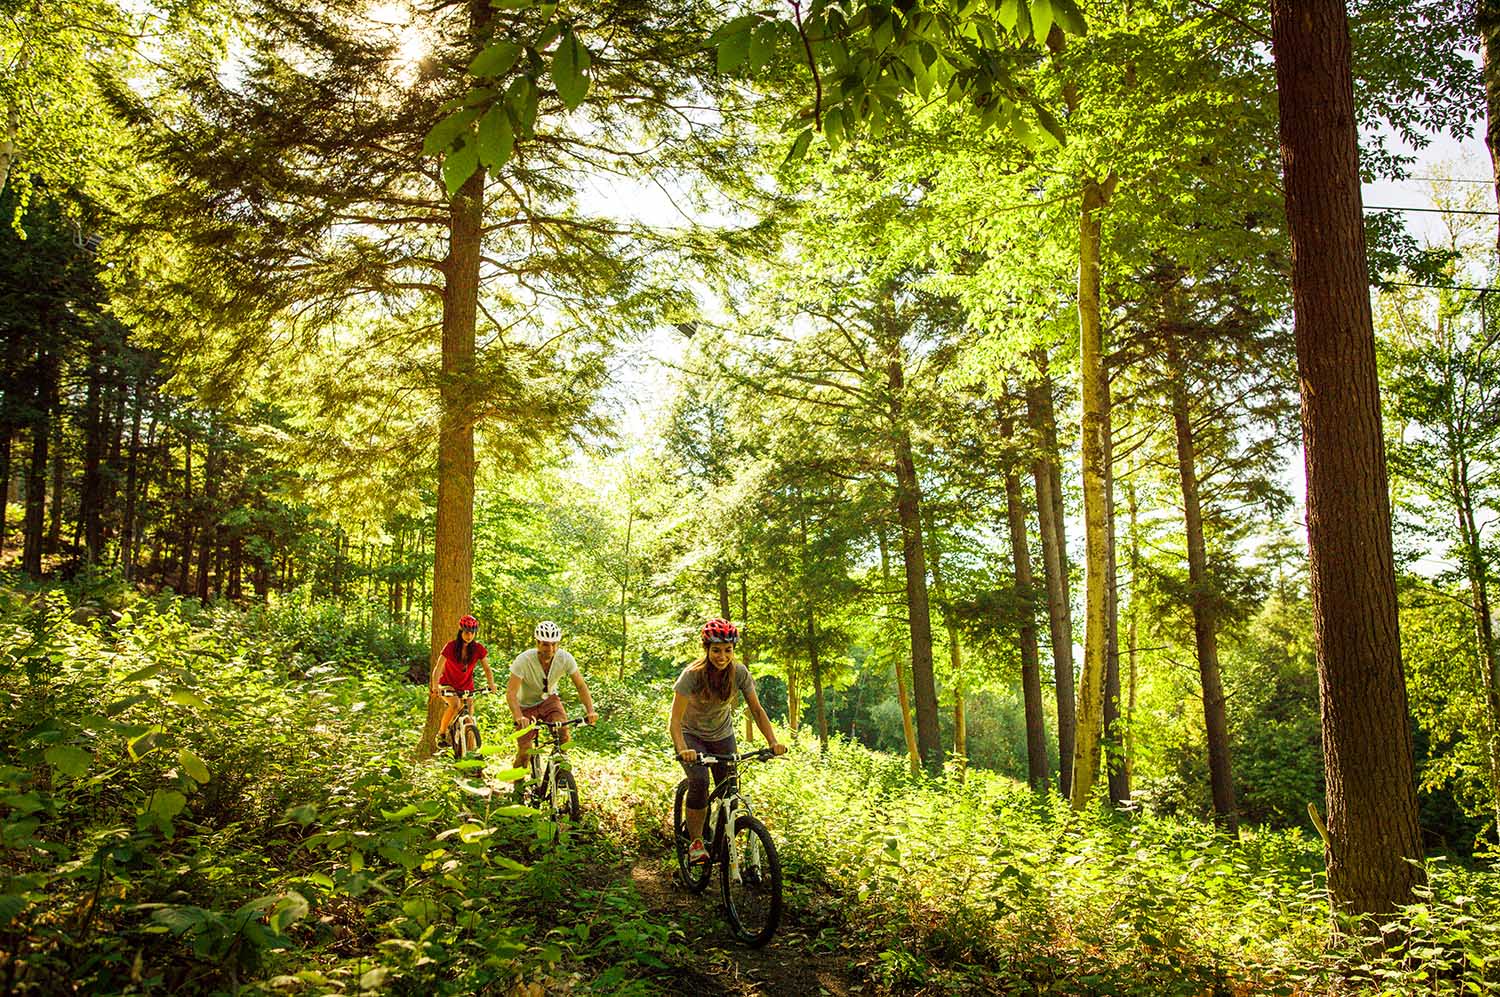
[687,838,709,865]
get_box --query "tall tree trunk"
[47,415,63,556]
[80,358,105,564]
[619,504,632,680]
[196,430,217,603]
[880,526,922,776]
[427,162,486,667]
[104,371,125,551]
[22,354,57,578]
[1481,0,1500,247]
[925,522,967,781]
[1027,362,1077,797]
[119,385,145,579]
[0,426,11,555]
[1453,460,1500,843]
[1126,473,1140,788]
[1170,366,1237,829]
[717,566,731,619]
[1004,432,1050,792]
[1271,0,1424,918]
[1103,393,1129,806]
[1070,174,1117,810]
[887,352,943,774]
[175,434,194,594]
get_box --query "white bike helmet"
[534,620,562,642]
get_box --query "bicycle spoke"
[721,816,782,947]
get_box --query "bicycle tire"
[451,719,469,762]
[555,767,581,822]
[672,780,712,894]
[721,815,782,948]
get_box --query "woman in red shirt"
[429,614,498,745]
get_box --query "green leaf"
[824,106,845,148]
[716,18,753,73]
[1051,0,1087,35]
[402,897,443,924]
[1030,0,1054,42]
[286,803,318,826]
[106,693,149,716]
[1035,103,1067,146]
[0,895,27,925]
[380,804,420,820]
[44,745,91,779]
[468,40,520,78]
[747,22,775,72]
[506,76,539,137]
[270,892,309,934]
[178,748,210,784]
[148,790,187,820]
[442,139,480,195]
[423,107,481,157]
[476,105,515,170]
[784,127,813,166]
[123,662,161,683]
[169,689,207,710]
[152,905,211,935]
[551,29,591,111]
[127,730,162,761]
[359,967,389,990]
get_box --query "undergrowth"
[4,577,1500,996]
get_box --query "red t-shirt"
[440,639,487,691]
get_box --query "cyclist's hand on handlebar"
[585,711,598,726]
[678,748,698,764]
[771,743,787,756]
[514,716,533,730]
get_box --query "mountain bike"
[522,717,590,832]
[672,747,783,947]
[438,686,490,761]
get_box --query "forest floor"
[621,855,868,997]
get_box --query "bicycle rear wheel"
[672,780,712,894]
[721,815,781,947]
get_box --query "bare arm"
[569,670,598,722]
[670,692,695,761]
[506,674,526,725]
[480,657,497,693]
[744,684,784,754]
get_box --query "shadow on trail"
[625,857,864,997]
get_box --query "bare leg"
[687,806,706,841]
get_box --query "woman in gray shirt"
[670,617,785,865]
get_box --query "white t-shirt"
[510,647,579,707]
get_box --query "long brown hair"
[687,650,735,702]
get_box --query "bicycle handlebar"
[437,686,493,697]
[678,747,779,765]
[531,716,592,730]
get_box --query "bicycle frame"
[694,750,773,880]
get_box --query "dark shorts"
[517,694,567,750]
[680,732,737,808]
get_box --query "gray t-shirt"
[674,662,755,740]
[510,647,579,707]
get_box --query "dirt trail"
[625,856,868,997]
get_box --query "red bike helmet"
[701,618,739,646]
[458,614,479,631]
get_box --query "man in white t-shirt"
[507,620,598,771]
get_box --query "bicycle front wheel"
[451,720,471,761]
[555,768,581,822]
[672,780,712,894]
[721,815,781,947]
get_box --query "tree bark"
[1271,0,1424,918]
[427,162,486,667]
[925,522,967,781]
[717,567,731,620]
[1170,364,1237,829]
[195,429,217,603]
[880,526,922,776]
[889,386,942,773]
[1125,473,1140,788]
[1070,174,1117,810]
[1481,0,1500,247]
[1004,431,1050,792]
[80,356,105,564]
[1103,395,1129,806]
[619,503,632,680]
[47,414,63,556]
[1027,362,1077,797]
[22,354,57,578]
[118,382,145,579]
[175,433,195,593]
